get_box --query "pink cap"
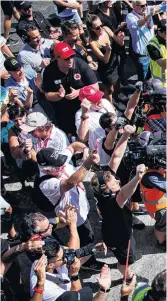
[79,86,104,103]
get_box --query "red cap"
[79,86,104,103]
[53,42,75,59]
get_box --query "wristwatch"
[100,287,110,293]
[70,274,79,282]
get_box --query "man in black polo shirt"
[91,125,147,281]
[41,42,99,136]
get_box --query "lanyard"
[38,127,53,149]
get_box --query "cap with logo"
[56,287,93,301]
[20,112,48,132]
[4,57,22,72]
[53,42,75,59]
[158,19,166,32]
[79,85,104,103]
[37,147,68,168]
[19,1,32,10]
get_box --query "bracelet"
[81,115,89,121]
[34,287,44,294]
[70,274,79,282]
[100,287,110,293]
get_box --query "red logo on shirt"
[74,73,81,81]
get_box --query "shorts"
[108,236,136,265]
[155,209,166,232]
[1,1,14,16]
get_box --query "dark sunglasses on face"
[39,223,50,234]
[138,3,147,8]
[63,55,75,61]
[23,5,32,11]
[93,24,103,30]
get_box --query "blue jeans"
[132,53,150,81]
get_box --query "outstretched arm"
[116,164,147,208]
[109,125,135,173]
[124,82,142,120]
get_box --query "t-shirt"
[75,98,115,151]
[33,125,69,155]
[94,170,132,247]
[30,261,71,301]
[42,57,97,135]
[126,7,154,55]
[97,7,118,32]
[0,35,7,72]
[17,38,53,71]
[39,149,90,226]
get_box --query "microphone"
[146,145,166,156]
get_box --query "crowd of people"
[0,0,166,301]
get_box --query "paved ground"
[1,1,166,300]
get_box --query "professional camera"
[63,243,96,266]
[124,136,166,169]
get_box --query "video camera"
[123,138,166,169]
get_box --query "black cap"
[37,147,68,168]
[158,19,166,32]
[56,287,93,301]
[4,57,22,72]
[19,1,32,9]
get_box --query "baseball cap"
[37,147,68,168]
[79,86,104,103]
[20,112,48,132]
[4,57,22,72]
[53,42,75,59]
[19,1,32,9]
[56,287,93,301]
[158,19,166,32]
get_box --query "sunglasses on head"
[23,5,32,11]
[93,24,103,30]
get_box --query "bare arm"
[45,91,62,102]
[104,26,124,46]
[1,43,13,56]
[90,41,111,64]
[30,255,47,301]
[116,164,146,208]
[124,90,141,120]
[53,0,80,9]
[155,58,166,71]
[25,88,33,109]
[66,205,80,250]
[137,5,161,27]
[61,152,100,193]
[109,125,135,173]
[77,99,91,143]
[104,128,119,151]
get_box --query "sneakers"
[132,215,145,230]
[156,241,166,252]
[6,37,19,46]
[132,206,147,215]
[81,260,105,272]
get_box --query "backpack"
[33,175,61,212]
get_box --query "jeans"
[132,52,150,81]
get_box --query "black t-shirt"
[95,170,132,247]
[42,57,97,134]
[147,34,165,61]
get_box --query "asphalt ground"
[1,1,166,300]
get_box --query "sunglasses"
[39,223,51,234]
[63,55,75,61]
[93,24,103,30]
[137,3,147,8]
[23,5,32,11]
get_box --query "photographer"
[91,124,147,280]
[140,165,166,251]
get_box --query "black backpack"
[33,175,61,212]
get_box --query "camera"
[63,243,96,266]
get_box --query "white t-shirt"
[33,125,69,157]
[75,98,116,151]
[30,261,71,301]
[0,35,7,72]
[39,149,90,226]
